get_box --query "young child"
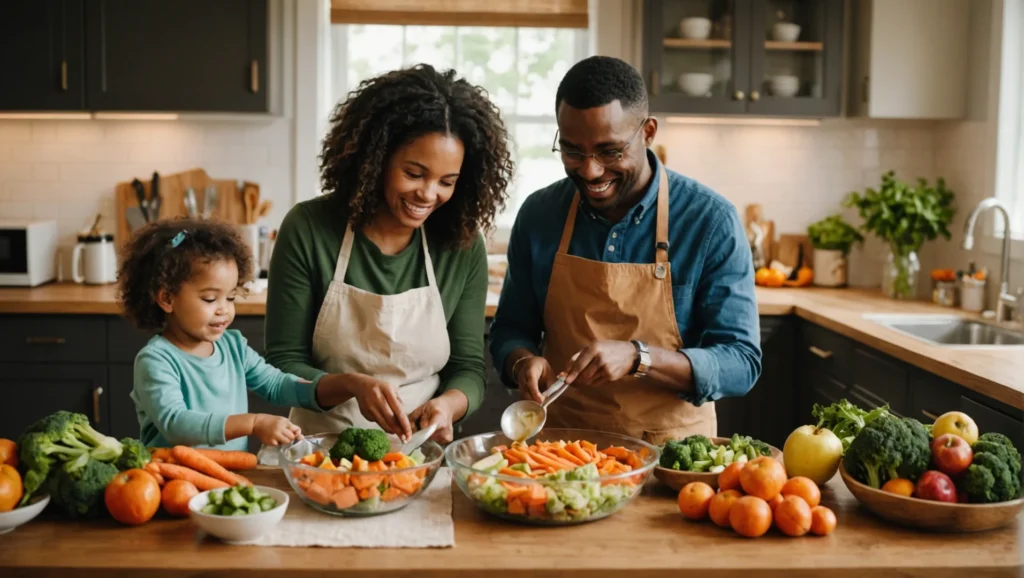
[117,218,326,451]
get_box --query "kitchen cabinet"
[846,0,970,119]
[643,0,844,117]
[0,364,108,440]
[0,1,86,111]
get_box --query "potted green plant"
[844,170,955,300]
[807,214,863,287]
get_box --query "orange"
[104,469,161,526]
[161,480,200,518]
[781,476,821,508]
[774,495,812,537]
[767,493,784,514]
[708,489,743,527]
[717,462,744,493]
[0,439,17,469]
[810,506,837,536]
[739,457,787,501]
[881,478,914,497]
[0,464,23,512]
[677,482,716,521]
[755,268,772,286]
[729,495,773,538]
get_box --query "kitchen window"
[996,0,1024,240]
[327,24,589,229]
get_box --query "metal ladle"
[500,376,570,442]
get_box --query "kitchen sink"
[863,314,1024,347]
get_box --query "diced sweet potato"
[305,482,332,506]
[332,486,359,509]
[359,485,381,500]
[381,487,404,502]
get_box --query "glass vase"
[882,248,920,300]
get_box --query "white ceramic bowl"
[772,22,801,42]
[680,17,712,40]
[0,494,50,535]
[770,75,800,97]
[678,72,714,97]
[188,485,288,544]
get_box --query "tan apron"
[541,168,717,446]
[287,225,451,435]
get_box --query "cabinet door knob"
[650,70,660,96]
[734,90,746,101]
[26,336,66,345]
[93,386,104,424]
[750,90,760,101]
[808,345,833,359]
[60,60,68,92]
[250,60,260,94]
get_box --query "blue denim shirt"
[489,150,761,406]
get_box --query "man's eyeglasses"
[551,119,649,168]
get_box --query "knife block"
[114,168,260,250]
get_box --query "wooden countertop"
[0,468,1019,578]
[0,284,1021,410]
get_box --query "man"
[488,56,761,444]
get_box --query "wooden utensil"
[744,204,775,265]
[839,461,1024,533]
[255,199,272,221]
[243,185,259,225]
[653,437,784,492]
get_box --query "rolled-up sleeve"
[679,204,762,405]
[489,206,544,388]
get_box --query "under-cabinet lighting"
[0,112,92,120]
[665,116,821,127]
[92,112,180,121]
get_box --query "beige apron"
[541,168,717,446]
[288,225,450,435]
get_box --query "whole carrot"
[155,463,229,491]
[171,446,251,486]
[192,449,257,471]
[145,462,166,486]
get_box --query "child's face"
[158,258,239,342]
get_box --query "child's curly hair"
[117,218,254,332]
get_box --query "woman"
[265,64,514,445]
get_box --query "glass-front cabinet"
[643,0,844,117]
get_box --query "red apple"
[915,470,958,503]
[930,433,973,476]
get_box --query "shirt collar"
[577,148,662,224]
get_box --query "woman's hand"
[408,390,468,445]
[346,373,413,441]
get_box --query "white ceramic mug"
[72,233,117,285]
[237,224,260,273]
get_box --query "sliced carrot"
[381,487,404,502]
[566,442,592,463]
[359,485,381,500]
[524,449,574,470]
[350,474,383,490]
[505,486,530,500]
[580,440,598,454]
[507,498,526,515]
[548,447,586,466]
[352,455,369,472]
[498,467,529,478]
[381,452,405,463]
[601,446,630,460]
[527,483,548,506]
[332,486,359,509]
[391,473,420,494]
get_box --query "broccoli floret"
[330,441,356,462]
[975,432,1021,477]
[114,438,151,471]
[354,429,390,462]
[749,439,773,457]
[961,461,997,503]
[845,414,929,489]
[46,458,118,519]
[21,410,122,463]
[338,428,360,446]
[960,452,1019,503]
[659,441,692,471]
[682,435,714,463]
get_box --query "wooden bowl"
[839,460,1024,532]
[653,437,783,492]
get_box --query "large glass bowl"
[445,428,661,525]
[278,432,443,517]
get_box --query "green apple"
[931,411,979,445]
[783,425,844,485]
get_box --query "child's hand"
[252,414,302,446]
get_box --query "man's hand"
[514,355,558,403]
[563,340,638,388]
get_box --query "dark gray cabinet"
[0,363,109,440]
[0,0,268,113]
[0,1,86,111]
[643,0,845,117]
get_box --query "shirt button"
[611,232,618,239]
[608,245,615,252]
[635,218,641,225]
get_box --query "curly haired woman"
[265,64,515,445]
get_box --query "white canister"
[812,249,847,287]
[959,277,986,313]
[72,233,118,285]
[237,224,260,273]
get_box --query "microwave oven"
[0,219,57,287]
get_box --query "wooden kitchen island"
[0,469,1019,578]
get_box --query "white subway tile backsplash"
[0,162,33,181]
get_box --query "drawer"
[848,346,909,415]
[108,316,266,363]
[0,315,107,363]
[961,396,1024,451]
[798,321,852,380]
[909,370,962,424]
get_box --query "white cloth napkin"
[242,469,454,549]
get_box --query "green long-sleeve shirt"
[264,193,488,418]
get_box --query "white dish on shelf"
[678,73,714,97]
[769,75,800,97]
[772,22,801,42]
[680,17,712,40]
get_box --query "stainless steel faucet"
[962,197,1021,324]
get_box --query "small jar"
[932,281,957,307]
[959,277,986,312]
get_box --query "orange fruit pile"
[676,456,837,538]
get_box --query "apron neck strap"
[334,225,437,287]
[557,165,671,264]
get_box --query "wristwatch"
[631,340,651,378]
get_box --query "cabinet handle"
[750,90,760,101]
[61,60,68,91]
[25,336,66,345]
[650,70,659,96]
[93,387,104,424]
[808,345,833,359]
[250,60,259,93]
[734,90,745,101]
[921,410,939,421]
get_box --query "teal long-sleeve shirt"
[131,330,324,451]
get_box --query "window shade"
[330,0,588,28]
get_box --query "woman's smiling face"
[380,132,464,230]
